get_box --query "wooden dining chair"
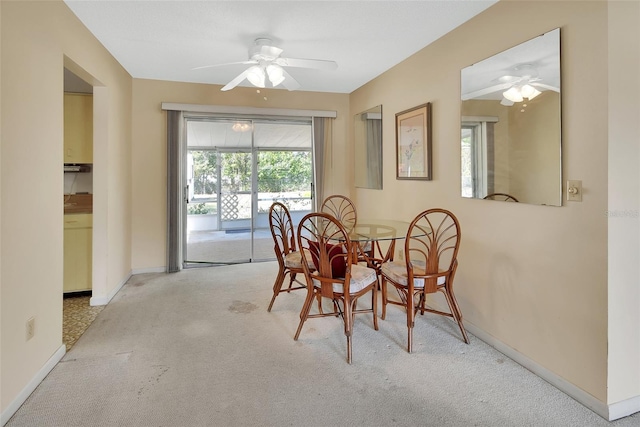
[267,202,314,312]
[321,194,372,262]
[320,195,358,232]
[380,208,469,352]
[295,212,379,363]
[483,192,519,202]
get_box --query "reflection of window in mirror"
[355,105,383,189]
[460,28,561,206]
[461,117,498,198]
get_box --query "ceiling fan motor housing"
[249,38,282,61]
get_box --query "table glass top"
[348,219,411,242]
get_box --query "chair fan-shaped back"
[483,193,519,202]
[297,212,352,287]
[269,202,296,258]
[321,195,357,232]
[405,209,461,293]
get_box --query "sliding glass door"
[184,118,313,266]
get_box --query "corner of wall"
[89,270,132,306]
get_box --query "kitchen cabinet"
[64,93,93,164]
[64,214,92,293]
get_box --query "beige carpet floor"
[7,262,640,426]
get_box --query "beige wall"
[351,0,639,408]
[607,0,640,406]
[130,79,349,271]
[0,0,132,415]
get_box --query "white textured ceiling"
[63,0,498,93]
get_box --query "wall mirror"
[460,28,561,206]
[355,105,383,189]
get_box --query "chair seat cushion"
[284,249,314,270]
[312,264,377,294]
[380,261,446,288]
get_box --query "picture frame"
[395,102,432,180]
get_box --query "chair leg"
[344,298,354,364]
[267,268,286,312]
[294,288,316,341]
[418,294,426,315]
[443,288,469,344]
[381,278,388,320]
[267,293,278,313]
[406,292,416,353]
[332,299,340,316]
[316,294,324,314]
[287,273,297,291]
[372,285,379,331]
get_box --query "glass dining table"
[346,219,413,269]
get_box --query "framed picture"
[395,103,432,180]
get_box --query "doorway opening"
[63,64,97,348]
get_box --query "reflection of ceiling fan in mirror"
[462,63,560,106]
[193,38,338,91]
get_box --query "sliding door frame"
[163,104,335,272]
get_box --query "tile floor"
[62,294,104,351]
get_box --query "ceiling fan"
[462,64,559,105]
[193,38,338,92]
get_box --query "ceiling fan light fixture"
[266,64,285,87]
[246,65,266,88]
[503,86,523,103]
[520,84,541,100]
[232,122,252,132]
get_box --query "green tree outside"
[189,149,312,215]
[257,151,312,192]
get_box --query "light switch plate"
[567,180,582,202]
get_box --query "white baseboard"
[90,271,132,306]
[465,322,640,421]
[89,267,165,306]
[1,344,66,426]
[131,266,165,274]
[609,395,640,421]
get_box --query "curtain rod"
[161,103,336,118]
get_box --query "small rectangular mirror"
[355,105,383,189]
[460,28,561,206]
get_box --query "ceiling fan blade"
[192,60,256,71]
[280,69,301,91]
[532,82,560,92]
[275,57,337,71]
[461,83,511,100]
[221,68,252,91]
